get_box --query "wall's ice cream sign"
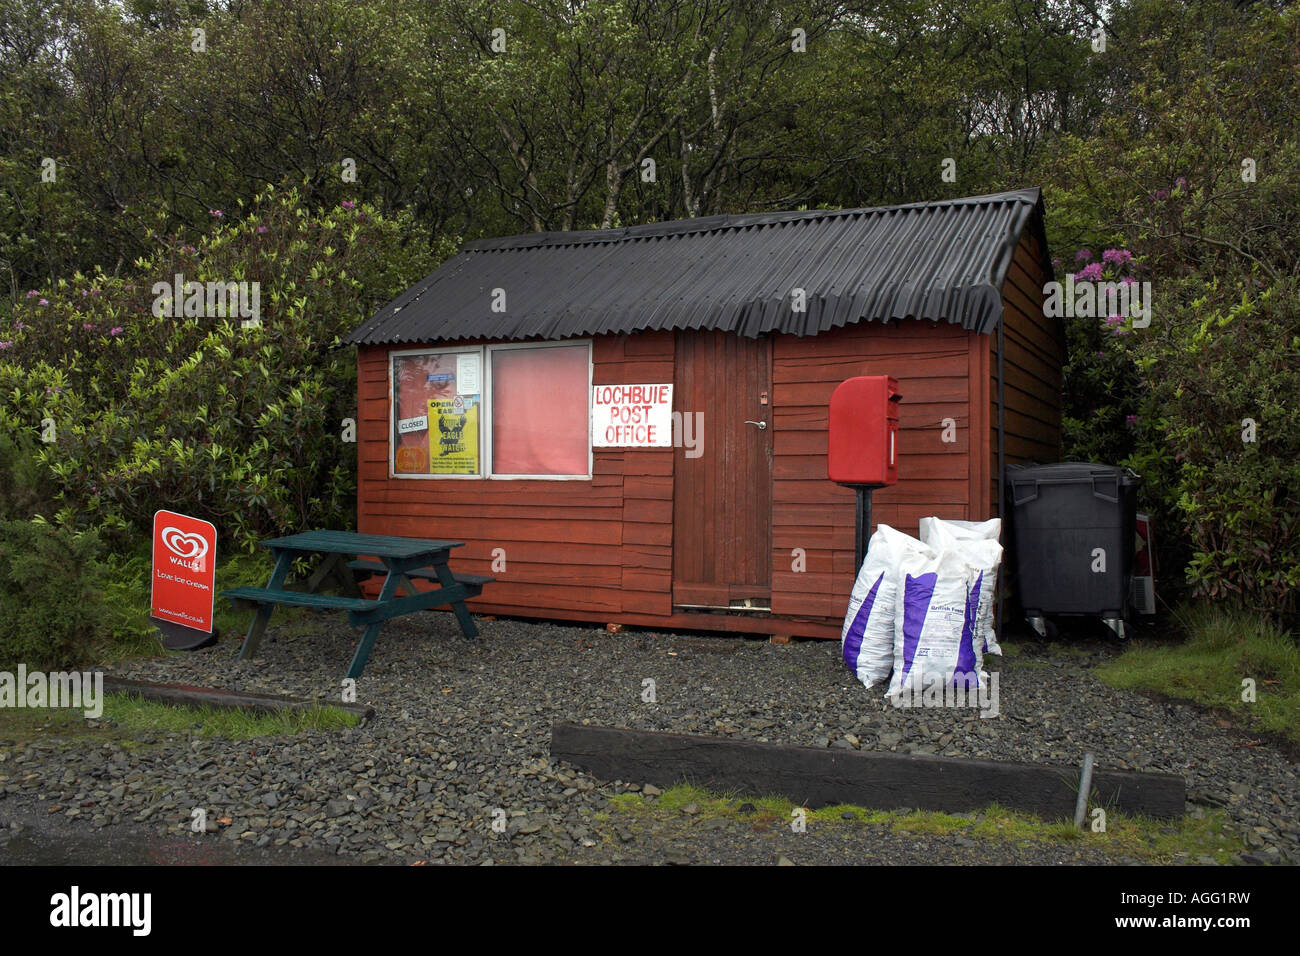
[151,510,217,633]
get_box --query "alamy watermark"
[888,669,999,718]
[50,886,150,936]
[1043,274,1151,328]
[0,665,103,718]
[151,272,261,327]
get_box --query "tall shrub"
[0,185,446,552]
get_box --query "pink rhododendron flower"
[341,200,356,210]
[210,209,223,218]
[0,341,12,350]
[1075,248,1093,262]
[109,326,124,336]
[38,298,48,306]
[1102,248,1133,265]
[1075,263,1104,282]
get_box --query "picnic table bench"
[220,530,493,679]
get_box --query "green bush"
[1129,280,1300,621]
[1056,249,1145,468]
[0,518,115,669]
[0,184,447,554]
[1041,1,1300,626]
[0,430,57,521]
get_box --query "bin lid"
[1006,461,1138,484]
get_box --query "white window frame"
[484,340,593,480]
[388,340,593,481]
[388,345,484,480]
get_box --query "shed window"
[389,342,591,479]
[489,343,591,477]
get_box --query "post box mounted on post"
[828,376,901,568]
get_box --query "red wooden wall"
[769,319,990,624]
[357,333,674,625]
[355,281,1061,639]
[989,228,1064,513]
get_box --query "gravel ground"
[1,610,1296,865]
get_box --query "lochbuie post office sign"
[592,384,673,447]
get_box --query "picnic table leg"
[344,567,402,680]
[237,550,292,662]
[433,560,480,639]
[306,552,362,598]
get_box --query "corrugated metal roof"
[347,188,1048,346]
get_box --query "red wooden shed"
[346,188,1062,639]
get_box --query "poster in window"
[429,395,480,474]
[393,352,482,476]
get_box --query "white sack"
[920,517,1004,656]
[918,516,1002,545]
[885,547,985,699]
[841,525,932,689]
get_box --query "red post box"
[828,375,901,486]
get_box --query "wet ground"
[0,805,354,865]
[1,614,1295,865]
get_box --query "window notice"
[456,353,481,395]
[397,415,428,434]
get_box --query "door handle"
[744,420,767,430]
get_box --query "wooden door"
[672,330,773,609]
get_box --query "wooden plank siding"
[989,229,1065,515]
[769,320,977,621]
[356,332,675,623]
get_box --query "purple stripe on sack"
[843,572,885,672]
[953,570,981,685]
[979,571,991,654]
[899,572,937,683]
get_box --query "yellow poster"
[428,397,479,474]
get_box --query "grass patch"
[0,692,359,745]
[105,693,360,738]
[1095,602,1300,744]
[610,784,1240,863]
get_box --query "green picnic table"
[220,530,493,679]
